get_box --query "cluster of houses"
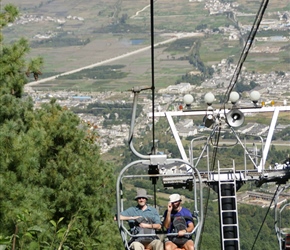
[8,13,85,40]
[25,58,290,154]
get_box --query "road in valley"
[26,32,203,87]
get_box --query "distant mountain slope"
[2,0,289,91]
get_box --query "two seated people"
[118,190,195,250]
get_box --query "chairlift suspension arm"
[165,112,189,162]
[129,87,151,159]
[259,107,280,172]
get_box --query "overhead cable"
[222,0,270,108]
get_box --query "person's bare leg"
[183,240,194,250]
[165,241,178,250]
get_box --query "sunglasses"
[137,197,147,200]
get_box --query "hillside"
[2,0,289,92]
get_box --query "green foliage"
[268,145,290,165]
[0,38,30,97]
[196,24,208,30]
[256,30,289,37]
[0,2,122,249]
[95,22,148,34]
[0,4,19,32]
[175,39,214,85]
[274,126,290,140]
[0,98,121,249]
[235,78,259,93]
[72,101,143,127]
[57,65,128,80]
[31,34,91,48]
[163,37,215,85]
[164,37,196,53]
[0,4,43,97]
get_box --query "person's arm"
[177,209,195,236]
[120,215,140,221]
[139,221,161,230]
[114,207,141,221]
[178,221,194,236]
[151,208,162,230]
[153,222,161,230]
[185,209,195,233]
[163,202,173,229]
[186,221,194,233]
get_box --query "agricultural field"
[2,0,289,92]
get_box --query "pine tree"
[0,2,122,249]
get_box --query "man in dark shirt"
[163,194,194,250]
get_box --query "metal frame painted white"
[148,106,290,173]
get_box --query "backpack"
[168,216,192,247]
[130,217,158,244]
[173,216,187,232]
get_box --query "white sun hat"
[169,194,181,203]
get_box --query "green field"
[2,0,289,92]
